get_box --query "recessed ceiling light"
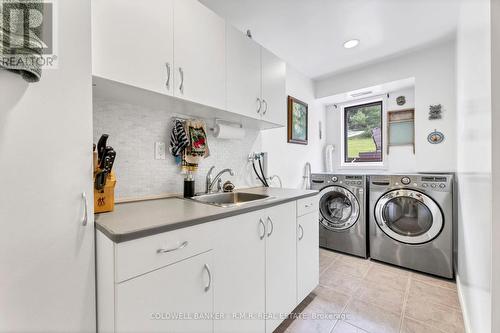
[343,39,360,49]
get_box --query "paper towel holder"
[209,118,243,132]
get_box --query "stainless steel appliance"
[369,174,454,278]
[311,173,367,258]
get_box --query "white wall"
[261,66,326,188]
[455,0,492,332]
[316,41,456,173]
[491,0,500,331]
[0,0,96,331]
[325,87,417,172]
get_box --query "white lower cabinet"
[97,198,318,333]
[265,203,297,333]
[115,250,214,333]
[214,202,297,333]
[297,212,319,302]
[214,211,266,333]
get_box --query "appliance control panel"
[310,174,365,188]
[370,175,453,192]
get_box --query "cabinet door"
[174,0,226,109]
[0,0,95,329]
[115,251,213,333]
[213,212,266,333]
[226,25,262,120]
[261,47,287,126]
[297,212,319,302]
[92,0,174,96]
[264,202,297,333]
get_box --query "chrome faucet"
[206,166,235,193]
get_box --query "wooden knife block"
[94,171,117,214]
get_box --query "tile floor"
[274,248,465,333]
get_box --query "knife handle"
[99,147,112,169]
[105,150,116,172]
[97,134,109,158]
[95,171,108,191]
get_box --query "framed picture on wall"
[287,96,308,145]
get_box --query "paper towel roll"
[213,124,245,139]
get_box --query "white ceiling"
[200,0,460,79]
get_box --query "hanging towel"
[182,119,210,172]
[0,0,45,82]
[169,119,189,157]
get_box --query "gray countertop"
[95,187,318,243]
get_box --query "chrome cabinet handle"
[157,241,188,254]
[259,218,266,240]
[179,67,184,94]
[81,192,88,226]
[262,99,268,115]
[204,264,212,292]
[267,216,274,237]
[256,98,262,114]
[165,62,171,90]
[304,203,313,208]
[298,224,304,240]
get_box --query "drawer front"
[115,222,215,282]
[296,196,319,217]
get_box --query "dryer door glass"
[375,189,443,244]
[319,186,360,231]
[382,197,432,236]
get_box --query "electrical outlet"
[155,142,166,160]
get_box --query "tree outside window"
[344,101,383,163]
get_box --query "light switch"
[155,142,166,160]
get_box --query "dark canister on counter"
[183,172,195,198]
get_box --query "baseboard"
[456,274,473,333]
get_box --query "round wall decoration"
[396,96,406,106]
[427,130,445,144]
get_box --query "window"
[344,101,383,163]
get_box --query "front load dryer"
[369,174,454,278]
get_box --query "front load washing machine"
[369,174,454,278]
[311,173,367,258]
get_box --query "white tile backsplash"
[93,98,262,200]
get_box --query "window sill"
[338,162,387,170]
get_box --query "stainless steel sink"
[190,192,273,208]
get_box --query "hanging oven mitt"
[169,119,189,165]
[182,119,210,172]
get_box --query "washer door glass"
[319,186,360,231]
[375,189,443,244]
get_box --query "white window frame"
[339,96,387,170]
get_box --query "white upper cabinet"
[261,47,287,126]
[173,0,226,110]
[226,25,262,120]
[92,0,174,96]
[226,29,287,125]
[92,0,286,127]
